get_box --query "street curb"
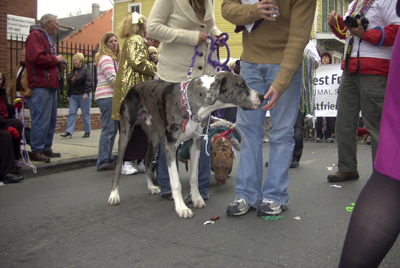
[19,156,98,179]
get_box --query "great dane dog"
[108,71,264,218]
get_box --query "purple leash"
[186,32,230,79]
[208,32,230,72]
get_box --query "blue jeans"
[66,93,91,134]
[235,61,302,207]
[30,87,58,153]
[25,97,34,115]
[96,97,118,170]
[158,135,211,199]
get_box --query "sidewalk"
[19,129,119,179]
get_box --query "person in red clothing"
[326,0,400,183]
[0,73,24,184]
[25,14,66,163]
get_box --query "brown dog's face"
[212,140,235,184]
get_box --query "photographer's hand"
[328,11,339,25]
[56,55,64,63]
[347,19,365,39]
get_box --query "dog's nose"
[257,93,264,103]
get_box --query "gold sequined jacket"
[112,34,157,121]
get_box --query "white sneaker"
[136,161,145,173]
[121,161,138,175]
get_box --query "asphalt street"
[1,140,399,268]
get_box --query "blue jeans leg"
[263,65,302,206]
[25,97,34,115]
[66,94,79,134]
[197,137,211,199]
[30,87,58,153]
[81,94,91,134]
[96,97,118,170]
[235,61,301,207]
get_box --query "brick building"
[0,0,37,84]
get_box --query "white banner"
[314,64,342,117]
[7,14,35,40]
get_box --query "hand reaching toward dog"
[262,86,281,111]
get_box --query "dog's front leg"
[189,138,206,209]
[164,142,193,218]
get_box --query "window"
[128,3,141,14]
[321,0,347,33]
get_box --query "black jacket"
[66,65,92,96]
[0,74,16,130]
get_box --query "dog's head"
[212,148,234,184]
[205,72,263,110]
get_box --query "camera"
[62,60,68,66]
[343,13,369,31]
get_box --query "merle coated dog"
[108,71,264,218]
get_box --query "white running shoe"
[136,161,145,173]
[121,161,138,175]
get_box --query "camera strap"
[344,36,362,76]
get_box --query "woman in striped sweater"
[94,32,121,171]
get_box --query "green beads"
[261,215,284,221]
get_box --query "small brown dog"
[210,118,241,184]
[178,118,241,184]
[211,132,235,183]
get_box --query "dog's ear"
[206,74,227,105]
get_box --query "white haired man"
[25,14,66,162]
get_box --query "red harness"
[213,126,234,144]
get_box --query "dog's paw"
[192,198,206,208]
[176,206,194,218]
[108,189,120,205]
[148,186,160,195]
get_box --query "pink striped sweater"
[94,55,118,100]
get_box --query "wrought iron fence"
[8,34,99,108]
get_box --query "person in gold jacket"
[112,12,157,175]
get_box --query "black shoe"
[184,194,208,205]
[161,193,174,200]
[327,171,360,182]
[60,132,72,138]
[82,133,90,138]
[290,159,299,168]
[3,174,24,184]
